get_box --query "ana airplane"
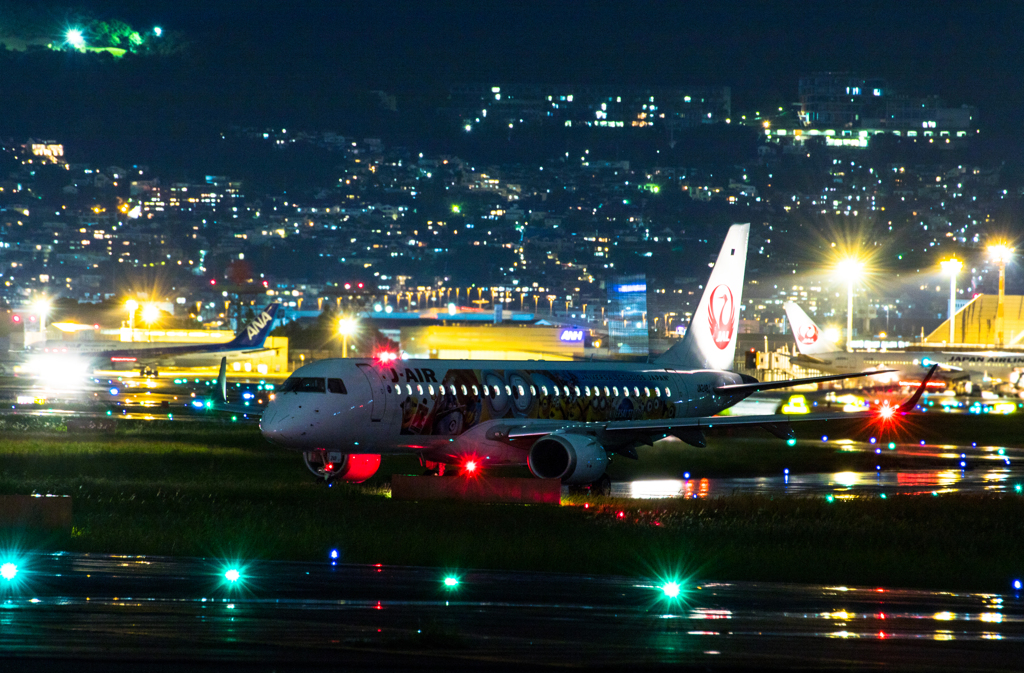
[260,225,923,487]
[784,301,1024,390]
[28,303,281,377]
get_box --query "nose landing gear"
[304,450,345,481]
[302,450,382,484]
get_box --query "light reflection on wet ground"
[604,440,1024,500]
[0,553,1022,670]
[613,468,1024,499]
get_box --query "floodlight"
[988,244,1014,265]
[337,316,358,336]
[125,299,139,313]
[0,562,17,581]
[141,304,160,324]
[940,258,963,275]
[836,258,864,278]
[65,29,85,48]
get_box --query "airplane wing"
[506,365,937,441]
[714,369,896,395]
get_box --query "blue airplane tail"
[225,303,281,349]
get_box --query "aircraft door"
[663,368,688,418]
[356,363,387,422]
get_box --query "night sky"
[11,1,1024,134]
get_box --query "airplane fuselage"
[260,358,749,466]
[796,350,1024,385]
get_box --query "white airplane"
[260,225,925,487]
[783,301,1024,389]
[27,303,281,377]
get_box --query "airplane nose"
[260,409,294,446]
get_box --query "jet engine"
[303,451,381,483]
[528,432,609,484]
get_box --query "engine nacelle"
[528,432,609,484]
[305,451,381,482]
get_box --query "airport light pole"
[988,244,1013,346]
[125,299,139,342]
[836,259,863,352]
[142,304,160,342]
[940,258,963,344]
[337,316,358,357]
[33,297,51,335]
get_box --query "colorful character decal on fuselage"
[394,367,676,436]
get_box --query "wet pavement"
[606,440,1024,500]
[0,553,1022,670]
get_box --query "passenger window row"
[394,382,671,401]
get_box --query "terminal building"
[924,294,1024,348]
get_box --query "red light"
[325,463,334,471]
[11,315,20,323]
[898,380,944,389]
[584,503,589,509]
[344,283,351,290]
[465,460,477,473]
[357,282,364,289]
[878,404,895,420]
[617,511,625,518]
[210,279,216,285]
[376,351,397,363]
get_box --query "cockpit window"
[281,377,327,393]
[327,378,347,394]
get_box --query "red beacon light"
[878,403,896,421]
[464,460,478,474]
[375,351,398,364]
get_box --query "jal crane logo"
[796,323,819,346]
[707,284,736,350]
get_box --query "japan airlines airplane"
[28,303,281,376]
[260,225,923,486]
[784,301,1024,389]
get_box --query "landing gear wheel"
[592,473,612,496]
[303,450,345,482]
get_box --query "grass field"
[0,417,1022,592]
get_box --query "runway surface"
[0,553,1022,671]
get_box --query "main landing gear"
[567,473,612,496]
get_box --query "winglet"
[898,364,938,413]
[218,357,228,403]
